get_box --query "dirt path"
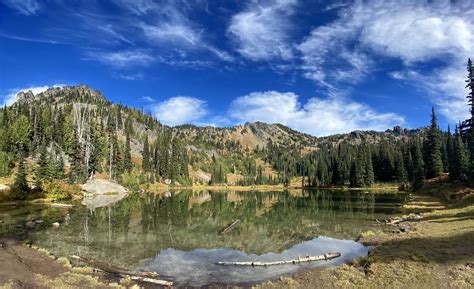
[0,238,129,289]
[0,237,68,288]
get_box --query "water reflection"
[142,236,368,286]
[30,189,406,270]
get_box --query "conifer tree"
[451,127,468,181]
[425,107,443,178]
[412,139,425,190]
[142,134,150,172]
[446,126,454,172]
[124,131,133,173]
[35,144,48,188]
[13,155,28,193]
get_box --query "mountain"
[0,85,439,190]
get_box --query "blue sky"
[1,0,473,136]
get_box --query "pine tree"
[412,139,425,190]
[142,134,150,172]
[451,127,468,181]
[35,144,48,188]
[13,155,28,193]
[466,58,474,119]
[425,107,443,178]
[365,145,374,187]
[446,126,454,172]
[124,131,133,173]
[394,149,407,187]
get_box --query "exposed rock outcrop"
[81,179,127,195]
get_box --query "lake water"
[0,189,408,286]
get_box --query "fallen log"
[70,255,173,286]
[216,252,341,267]
[386,214,421,225]
[220,219,240,234]
[50,203,74,208]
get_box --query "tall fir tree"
[13,155,28,193]
[142,134,150,172]
[446,126,454,172]
[425,107,443,178]
[451,127,468,181]
[124,131,133,173]
[412,139,425,190]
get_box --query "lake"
[0,189,408,287]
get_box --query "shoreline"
[255,185,474,289]
[1,182,471,288]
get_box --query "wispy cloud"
[2,0,40,16]
[228,0,297,61]
[149,96,208,126]
[116,0,159,15]
[84,50,155,68]
[112,72,144,80]
[229,91,404,136]
[140,96,155,102]
[297,0,474,116]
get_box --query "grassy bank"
[257,183,474,289]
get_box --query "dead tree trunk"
[70,255,173,286]
[216,252,341,266]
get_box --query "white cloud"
[117,0,158,15]
[141,15,234,61]
[389,66,469,123]
[2,84,65,106]
[298,0,474,119]
[2,0,40,15]
[229,91,404,136]
[85,50,155,68]
[228,0,297,61]
[150,96,208,126]
[359,4,473,64]
[142,22,201,47]
[140,96,155,102]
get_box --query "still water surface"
[0,189,407,286]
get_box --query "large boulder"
[81,179,127,195]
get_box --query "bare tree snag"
[216,252,341,267]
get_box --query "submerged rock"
[52,222,60,228]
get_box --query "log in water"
[216,252,341,266]
[70,255,173,286]
[220,219,240,234]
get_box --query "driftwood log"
[70,255,173,286]
[220,220,240,234]
[50,203,74,208]
[216,252,341,267]
[385,214,421,225]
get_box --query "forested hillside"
[0,69,473,195]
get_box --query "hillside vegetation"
[0,84,469,199]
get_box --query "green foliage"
[0,151,12,177]
[124,132,133,173]
[10,115,31,154]
[412,139,425,190]
[450,128,468,181]
[424,107,443,178]
[12,157,29,195]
